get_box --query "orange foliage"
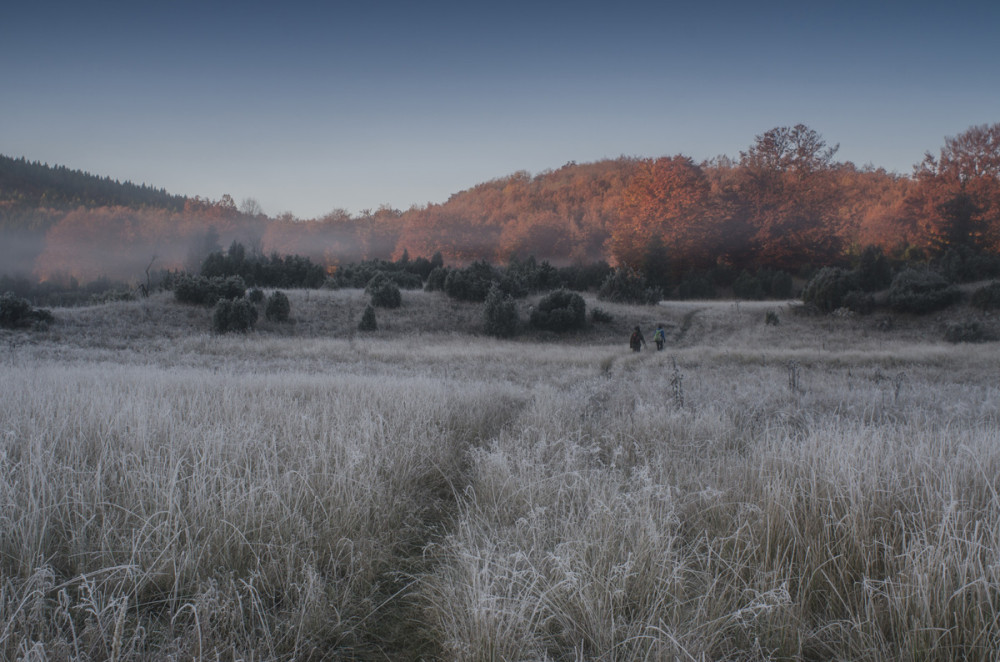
[610,156,712,270]
[16,124,1000,282]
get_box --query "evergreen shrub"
[857,246,893,291]
[842,290,875,315]
[358,304,378,331]
[0,292,53,329]
[425,267,449,292]
[444,261,501,302]
[265,290,291,322]
[597,267,662,305]
[529,289,586,332]
[174,274,246,306]
[971,282,1000,311]
[944,319,989,343]
[733,271,765,300]
[676,273,716,300]
[590,307,614,323]
[483,284,518,338]
[801,267,860,313]
[366,273,402,308]
[887,268,961,314]
[212,298,258,334]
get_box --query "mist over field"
[3,122,1000,287]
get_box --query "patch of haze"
[0,229,47,277]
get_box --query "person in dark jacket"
[629,326,646,352]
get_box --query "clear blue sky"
[3,0,998,219]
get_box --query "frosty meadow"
[1,289,999,660]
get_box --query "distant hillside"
[0,155,187,213]
[2,122,999,283]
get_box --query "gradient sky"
[3,0,998,219]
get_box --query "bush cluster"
[333,260,424,290]
[800,267,859,313]
[0,273,168,308]
[936,246,1000,284]
[482,284,519,338]
[597,267,662,305]
[887,268,961,314]
[557,261,613,291]
[943,319,990,343]
[971,281,1000,310]
[211,298,258,334]
[201,241,326,288]
[173,274,246,306]
[330,253,443,290]
[264,291,291,322]
[0,292,54,329]
[856,245,893,291]
[732,269,793,300]
[676,273,716,300]
[798,246,962,316]
[841,290,875,315]
[529,289,586,332]
[504,256,563,294]
[366,273,403,308]
[444,261,503,302]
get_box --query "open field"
[2,289,1000,660]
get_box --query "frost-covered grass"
[1,294,999,659]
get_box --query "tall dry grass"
[1,293,999,659]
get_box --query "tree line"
[2,123,999,284]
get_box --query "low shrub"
[765,310,780,326]
[676,273,716,300]
[732,270,764,300]
[174,274,246,306]
[425,266,449,292]
[842,290,875,315]
[444,261,501,302]
[0,292,34,328]
[558,260,613,291]
[0,292,53,329]
[971,281,1000,310]
[212,298,258,334]
[265,291,291,322]
[529,289,586,332]
[597,267,662,305]
[358,304,378,331]
[366,273,402,309]
[590,307,614,323]
[887,268,961,314]
[483,284,518,338]
[801,267,860,313]
[248,287,265,304]
[944,319,990,343]
[857,245,893,291]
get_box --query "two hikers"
[630,324,666,352]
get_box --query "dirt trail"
[674,308,705,344]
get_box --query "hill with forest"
[2,123,999,284]
[0,155,186,214]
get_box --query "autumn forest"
[2,123,999,287]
